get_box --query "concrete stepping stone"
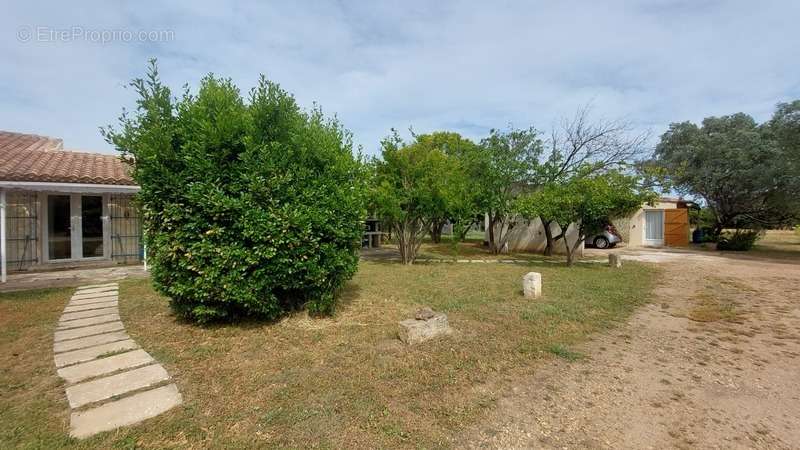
[54,331,130,353]
[58,314,120,330]
[74,286,118,296]
[54,321,125,342]
[77,282,119,290]
[64,301,118,313]
[71,292,118,301]
[66,364,170,408]
[57,349,154,384]
[69,295,119,306]
[55,339,138,368]
[60,307,119,322]
[53,284,182,439]
[70,384,182,438]
[71,291,118,300]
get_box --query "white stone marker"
[522,272,542,299]
[609,254,622,268]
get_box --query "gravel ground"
[462,251,800,449]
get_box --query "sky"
[2,0,799,156]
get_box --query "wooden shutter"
[664,209,689,246]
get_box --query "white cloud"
[2,0,798,154]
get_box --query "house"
[617,197,690,247]
[0,131,142,283]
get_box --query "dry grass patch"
[686,278,750,323]
[1,261,654,448]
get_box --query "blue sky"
[2,0,799,155]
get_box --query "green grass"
[0,260,656,449]
[546,344,585,361]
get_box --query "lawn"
[750,229,800,260]
[1,261,655,449]
[693,229,800,261]
[384,236,572,262]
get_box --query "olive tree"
[651,111,799,237]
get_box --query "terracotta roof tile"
[0,131,136,186]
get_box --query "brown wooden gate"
[664,208,689,246]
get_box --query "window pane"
[81,196,104,257]
[48,195,72,260]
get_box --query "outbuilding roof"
[0,131,136,186]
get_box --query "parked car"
[585,224,622,249]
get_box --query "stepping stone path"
[53,282,182,439]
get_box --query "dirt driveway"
[464,250,800,449]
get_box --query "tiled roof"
[0,131,136,186]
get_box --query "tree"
[371,130,468,264]
[102,61,366,322]
[765,100,800,222]
[517,171,652,265]
[412,132,481,243]
[651,111,798,237]
[538,105,649,255]
[479,127,543,254]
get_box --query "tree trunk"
[564,234,574,266]
[543,220,555,256]
[564,230,584,267]
[543,219,566,257]
[488,213,514,254]
[430,219,445,244]
[488,213,498,254]
[395,221,419,265]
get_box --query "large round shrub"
[104,62,366,322]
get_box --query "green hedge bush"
[104,62,366,322]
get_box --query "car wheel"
[594,236,610,249]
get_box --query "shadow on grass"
[152,280,364,330]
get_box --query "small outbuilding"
[621,197,690,247]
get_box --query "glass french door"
[47,195,73,260]
[46,194,105,260]
[644,210,664,246]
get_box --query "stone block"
[522,272,542,299]
[609,254,622,268]
[398,311,451,344]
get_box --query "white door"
[644,210,664,246]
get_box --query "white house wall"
[485,216,584,256]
